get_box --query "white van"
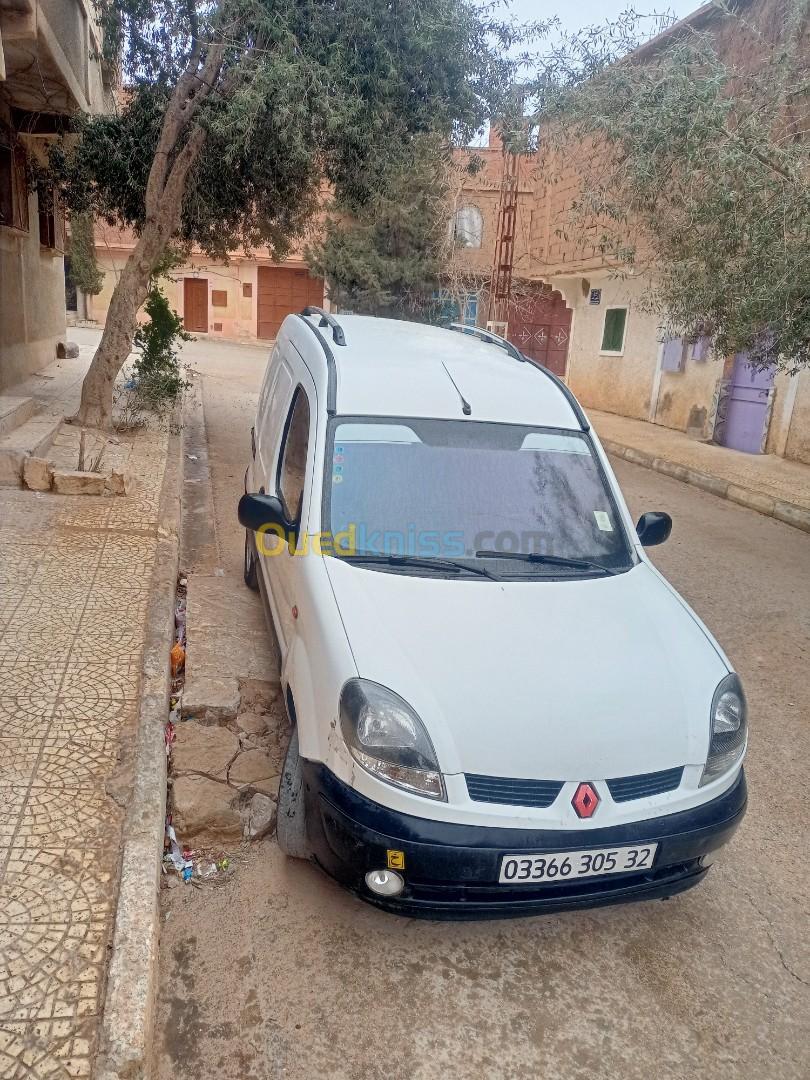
[239,309,747,917]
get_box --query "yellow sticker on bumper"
[387,849,405,870]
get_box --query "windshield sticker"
[594,510,613,532]
[332,474,343,484]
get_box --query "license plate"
[498,843,658,884]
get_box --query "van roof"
[294,313,584,430]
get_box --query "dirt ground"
[154,337,809,1080]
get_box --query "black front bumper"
[303,763,747,919]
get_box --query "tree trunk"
[74,229,163,428]
[74,42,223,428]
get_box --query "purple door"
[721,353,774,454]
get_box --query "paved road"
[156,338,810,1080]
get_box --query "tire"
[276,726,311,859]
[244,530,259,591]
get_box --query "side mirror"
[636,511,672,547]
[238,492,291,534]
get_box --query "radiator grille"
[464,767,685,808]
[464,774,564,808]
[606,767,684,803]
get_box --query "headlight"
[700,673,747,786]
[340,679,445,800]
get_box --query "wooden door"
[183,278,208,332]
[257,267,324,340]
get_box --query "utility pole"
[486,147,520,337]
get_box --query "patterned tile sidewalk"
[0,423,168,1078]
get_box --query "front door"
[721,353,775,454]
[183,278,208,332]
[256,367,316,657]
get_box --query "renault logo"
[572,782,600,819]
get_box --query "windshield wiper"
[338,552,500,580]
[474,550,617,576]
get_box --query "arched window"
[453,205,483,248]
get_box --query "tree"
[54,0,522,427]
[536,1,810,370]
[66,212,104,296]
[307,135,455,319]
[306,12,661,325]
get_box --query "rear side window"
[278,388,311,522]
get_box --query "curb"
[602,438,810,535]
[95,412,183,1080]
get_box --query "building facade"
[0,0,111,390]
[523,0,810,465]
[90,225,325,345]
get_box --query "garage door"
[257,267,324,340]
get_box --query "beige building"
[0,0,112,390]
[525,0,810,464]
[90,223,325,344]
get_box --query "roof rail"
[447,322,525,363]
[301,306,346,347]
[447,322,589,432]
[296,314,338,414]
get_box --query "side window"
[278,388,311,522]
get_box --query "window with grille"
[452,205,483,248]
[37,182,63,251]
[431,290,478,327]
[0,133,29,233]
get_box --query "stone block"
[236,711,268,736]
[244,792,277,840]
[181,675,240,724]
[172,775,242,846]
[228,748,276,789]
[23,456,53,491]
[106,469,138,496]
[52,469,107,496]
[56,341,80,359]
[172,722,239,779]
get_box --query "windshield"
[323,417,635,576]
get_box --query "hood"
[324,561,728,780]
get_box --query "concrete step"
[0,412,64,486]
[0,396,38,439]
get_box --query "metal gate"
[720,352,775,454]
[507,289,572,377]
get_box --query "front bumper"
[303,763,747,919]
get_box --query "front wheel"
[244,530,259,591]
[276,726,311,859]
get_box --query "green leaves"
[545,7,810,369]
[55,0,520,264]
[307,135,450,317]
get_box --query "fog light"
[365,869,405,897]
